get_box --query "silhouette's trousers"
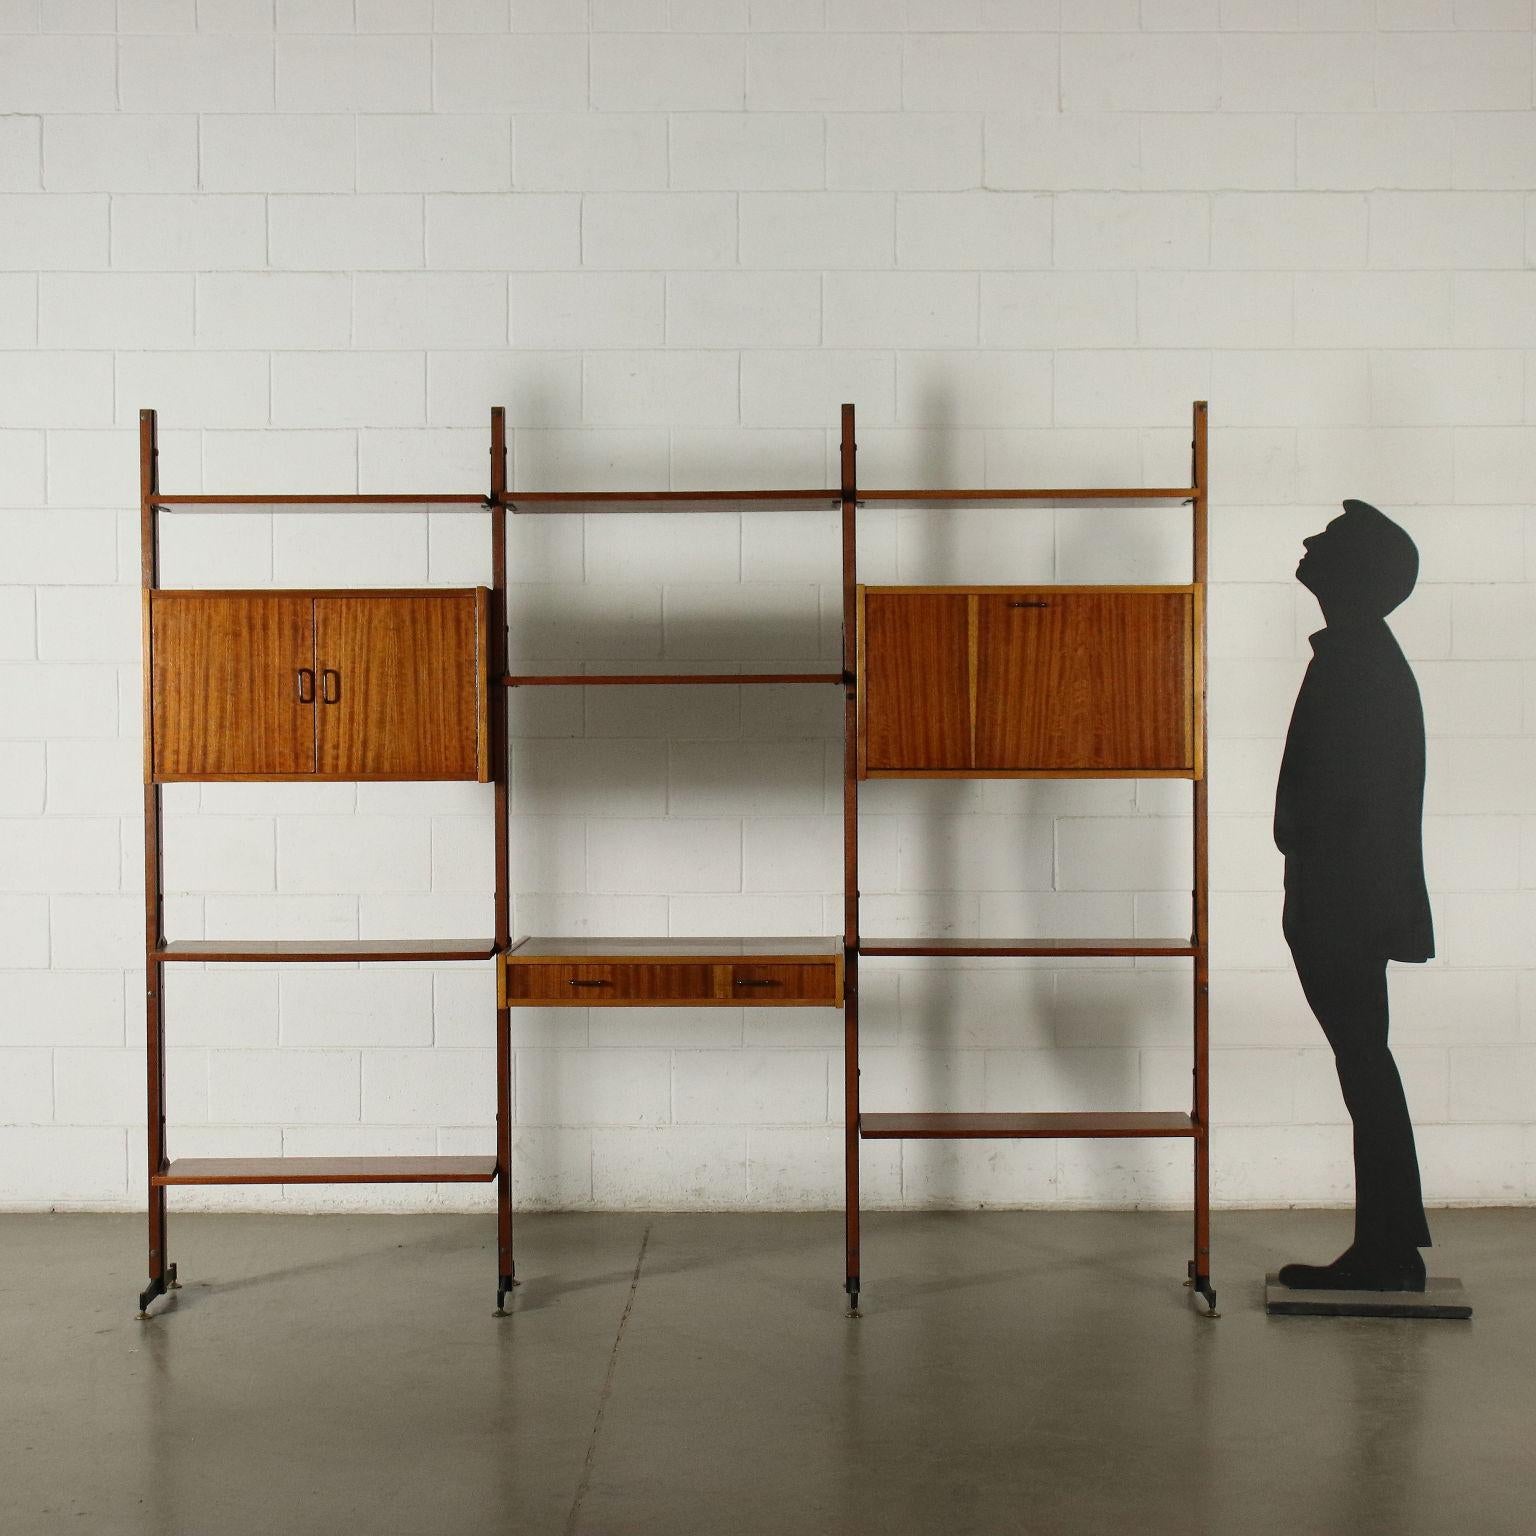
[1284,902,1432,1255]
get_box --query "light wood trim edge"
[474,585,491,783]
[860,584,1199,596]
[863,767,1201,780]
[854,585,867,781]
[1191,582,1204,781]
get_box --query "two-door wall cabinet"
[857,586,1200,777]
[150,589,491,781]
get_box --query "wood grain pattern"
[858,585,1196,777]
[859,1112,1196,1139]
[500,947,845,1007]
[729,962,839,1003]
[152,592,316,778]
[503,961,719,1005]
[974,590,1192,771]
[315,591,486,781]
[860,590,971,771]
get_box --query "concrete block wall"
[1,1,1533,1214]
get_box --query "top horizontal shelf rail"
[151,486,1199,514]
[152,494,489,512]
[859,487,1197,503]
[502,490,840,513]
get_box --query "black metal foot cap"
[1193,1275,1219,1317]
[137,1273,169,1318]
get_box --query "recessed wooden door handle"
[295,668,315,702]
[1008,600,1049,609]
[320,668,340,704]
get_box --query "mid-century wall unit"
[137,400,1213,1320]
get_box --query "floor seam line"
[564,1222,651,1536]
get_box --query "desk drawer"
[502,962,716,1006]
[500,954,844,1007]
[727,962,839,1004]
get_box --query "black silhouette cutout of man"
[1274,500,1434,1292]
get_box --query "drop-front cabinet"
[149,588,491,782]
[857,585,1200,778]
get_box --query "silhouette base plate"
[1265,1273,1471,1320]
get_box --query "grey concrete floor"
[2,1209,1533,1536]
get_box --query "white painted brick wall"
[1,7,1532,1218]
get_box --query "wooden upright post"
[138,409,175,1317]
[840,403,861,1313]
[1190,399,1214,1313]
[490,408,516,1311]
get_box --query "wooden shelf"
[503,490,839,514]
[859,937,1196,958]
[859,487,1196,504]
[506,673,843,687]
[154,495,488,512]
[152,1156,499,1185]
[153,939,497,963]
[859,1112,1197,1140]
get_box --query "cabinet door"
[314,592,488,781]
[974,591,1192,772]
[861,591,971,772]
[151,593,316,778]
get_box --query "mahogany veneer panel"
[504,961,719,1004]
[152,593,315,778]
[729,962,839,1003]
[153,1156,498,1184]
[857,585,1199,779]
[150,588,490,783]
[975,590,1191,772]
[859,1112,1196,1139]
[315,590,488,781]
[501,938,845,1007]
[859,590,970,772]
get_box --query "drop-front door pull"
[1008,600,1050,609]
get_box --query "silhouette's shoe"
[1277,1245,1426,1292]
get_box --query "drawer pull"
[734,978,781,988]
[566,978,612,987]
[1008,600,1049,609]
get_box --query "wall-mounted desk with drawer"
[499,938,844,1008]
